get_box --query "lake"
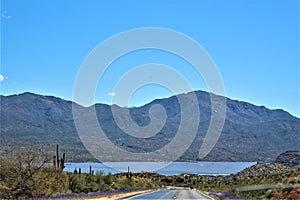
[64,162,256,176]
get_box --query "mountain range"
[1,91,299,162]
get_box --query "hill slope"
[274,150,300,167]
[1,91,299,162]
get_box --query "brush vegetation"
[1,147,299,199]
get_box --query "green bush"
[0,149,69,199]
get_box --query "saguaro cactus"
[56,144,60,168]
[60,153,65,171]
[54,144,66,171]
[89,165,92,175]
[53,156,56,168]
[126,166,132,180]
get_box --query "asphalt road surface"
[128,188,214,200]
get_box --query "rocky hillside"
[1,91,299,162]
[237,163,290,177]
[237,150,300,178]
[274,150,300,167]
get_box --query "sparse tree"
[0,147,68,199]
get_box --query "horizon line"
[1,90,299,118]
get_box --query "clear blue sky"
[1,0,299,117]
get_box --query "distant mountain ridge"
[0,91,299,162]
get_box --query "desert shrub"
[0,148,69,199]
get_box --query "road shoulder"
[88,189,153,200]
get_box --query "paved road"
[174,189,213,199]
[128,188,214,199]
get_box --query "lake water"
[64,162,256,176]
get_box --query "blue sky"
[1,0,299,117]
